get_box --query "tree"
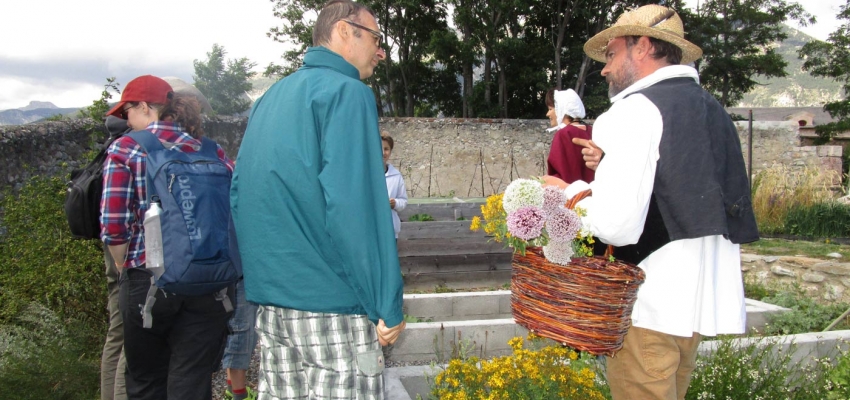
[688,0,814,107]
[799,0,850,143]
[193,44,257,115]
[266,0,325,77]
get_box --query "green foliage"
[799,1,850,142]
[743,279,779,301]
[193,44,257,115]
[0,303,100,399]
[0,175,106,354]
[827,350,850,399]
[408,213,435,222]
[751,164,838,234]
[742,237,850,260]
[762,289,850,335]
[433,283,454,293]
[785,202,850,238]
[685,334,834,400]
[688,0,815,107]
[77,77,121,142]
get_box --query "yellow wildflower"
[470,215,482,231]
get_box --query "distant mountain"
[19,101,59,111]
[736,25,843,108]
[0,102,80,126]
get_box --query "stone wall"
[742,253,850,304]
[0,117,842,197]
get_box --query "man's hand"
[571,138,604,171]
[542,175,568,190]
[389,198,396,209]
[377,319,406,346]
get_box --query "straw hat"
[583,5,702,65]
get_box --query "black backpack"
[64,134,123,240]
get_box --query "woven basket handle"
[564,189,614,258]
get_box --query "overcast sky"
[0,0,844,111]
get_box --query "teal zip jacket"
[230,46,403,327]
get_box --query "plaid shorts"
[255,306,385,400]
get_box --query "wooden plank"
[398,221,485,239]
[397,237,510,257]
[403,270,512,291]
[399,253,512,274]
[399,202,485,221]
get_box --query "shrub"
[785,201,850,238]
[686,335,835,400]
[0,174,106,355]
[762,290,850,335]
[0,303,100,398]
[408,213,436,222]
[752,164,839,234]
[827,349,850,399]
[429,335,608,399]
[743,278,779,301]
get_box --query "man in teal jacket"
[230,1,405,398]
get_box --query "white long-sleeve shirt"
[385,163,408,238]
[566,65,746,338]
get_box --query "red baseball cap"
[105,75,174,118]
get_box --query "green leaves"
[690,0,815,107]
[193,44,257,115]
[0,175,106,356]
[799,1,850,142]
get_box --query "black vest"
[613,77,759,265]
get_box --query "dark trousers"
[119,268,233,400]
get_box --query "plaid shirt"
[100,121,235,268]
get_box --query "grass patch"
[752,164,839,234]
[742,237,850,259]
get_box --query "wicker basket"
[510,190,645,356]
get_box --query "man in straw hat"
[545,4,759,399]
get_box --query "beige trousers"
[606,326,701,400]
[100,245,127,400]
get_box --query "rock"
[811,264,850,276]
[741,264,753,272]
[740,253,761,263]
[771,265,796,277]
[764,256,778,263]
[825,284,846,300]
[828,253,843,259]
[802,272,826,283]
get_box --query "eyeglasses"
[121,103,140,119]
[341,19,383,46]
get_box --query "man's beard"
[608,56,639,98]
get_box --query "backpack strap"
[198,137,222,159]
[126,130,165,154]
[126,130,163,203]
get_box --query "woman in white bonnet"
[544,88,595,183]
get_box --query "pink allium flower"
[542,186,566,216]
[543,239,574,265]
[506,206,545,240]
[546,208,582,241]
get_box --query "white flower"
[543,239,574,265]
[502,178,544,214]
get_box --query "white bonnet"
[554,89,586,123]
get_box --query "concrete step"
[385,330,850,400]
[392,291,789,364]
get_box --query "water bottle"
[143,198,165,279]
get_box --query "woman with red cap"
[100,75,235,400]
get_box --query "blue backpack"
[128,131,242,297]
